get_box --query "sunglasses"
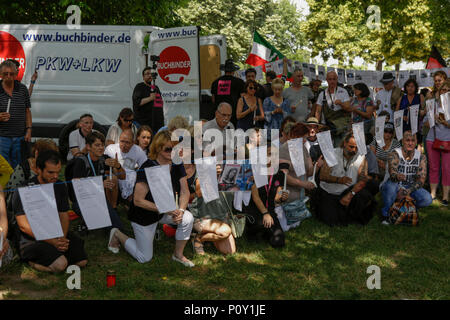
[248,87,256,90]
[162,147,173,153]
[123,118,134,123]
[384,130,394,134]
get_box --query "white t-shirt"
[316,87,350,112]
[375,88,394,119]
[67,129,98,161]
[104,143,148,199]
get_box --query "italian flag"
[245,31,284,70]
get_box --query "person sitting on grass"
[243,145,288,248]
[0,185,14,267]
[69,131,125,234]
[108,130,195,267]
[380,130,432,224]
[12,150,87,273]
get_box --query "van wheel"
[58,120,107,162]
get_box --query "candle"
[283,172,287,191]
[175,192,179,209]
[106,270,116,288]
[6,99,10,113]
[253,109,256,125]
[109,169,113,180]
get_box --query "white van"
[0,24,226,155]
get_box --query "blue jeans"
[381,180,433,217]
[0,136,23,169]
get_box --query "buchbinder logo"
[0,31,26,81]
[157,46,191,84]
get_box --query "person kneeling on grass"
[243,146,288,248]
[12,150,87,273]
[189,164,236,255]
[108,131,195,267]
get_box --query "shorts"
[20,232,87,267]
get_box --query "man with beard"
[132,67,164,133]
[314,132,379,226]
[12,150,87,273]
[380,130,432,224]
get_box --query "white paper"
[18,184,64,241]
[308,162,318,188]
[144,165,176,213]
[286,59,294,74]
[337,68,345,84]
[375,115,387,147]
[317,65,326,81]
[408,70,420,83]
[394,109,404,141]
[72,176,112,230]
[418,69,433,87]
[346,69,356,85]
[352,122,367,155]
[233,191,243,212]
[397,71,409,88]
[243,191,252,206]
[308,64,316,80]
[275,60,284,76]
[441,92,450,122]
[287,138,306,177]
[249,146,269,188]
[6,99,10,113]
[316,131,338,167]
[426,99,435,128]
[195,157,219,203]
[301,62,310,79]
[265,61,275,73]
[254,65,264,81]
[409,104,420,135]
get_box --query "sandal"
[192,236,205,255]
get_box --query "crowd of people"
[0,58,448,272]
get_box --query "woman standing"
[263,78,291,132]
[108,131,195,266]
[369,122,401,178]
[106,108,138,146]
[236,80,264,130]
[424,79,450,206]
[350,82,376,137]
[135,125,152,154]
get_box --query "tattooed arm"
[357,158,369,182]
[387,151,405,182]
[319,159,352,185]
[406,154,427,194]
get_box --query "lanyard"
[326,89,336,108]
[264,175,274,208]
[87,153,97,176]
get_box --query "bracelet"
[262,211,269,215]
[179,208,185,213]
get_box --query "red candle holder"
[107,270,116,288]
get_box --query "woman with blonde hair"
[263,78,291,132]
[108,130,195,266]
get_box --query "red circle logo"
[0,31,26,82]
[157,46,191,84]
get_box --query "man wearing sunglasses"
[0,60,32,169]
[283,68,315,122]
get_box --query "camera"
[150,55,160,62]
[149,55,160,91]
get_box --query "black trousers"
[245,211,285,248]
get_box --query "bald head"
[119,129,134,153]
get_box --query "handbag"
[388,196,419,226]
[432,127,450,152]
[220,192,254,238]
[281,188,311,225]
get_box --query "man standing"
[132,67,164,133]
[104,129,147,201]
[67,114,95,161]
[283,68,315,122]
[263,70,277,99]
[245,68,266,101]
[314,71,352,146]
[375,72,403,120]
[210,59,245,127]
[12,150,87,273]
[0,60,32,169]
[381,131,432,223]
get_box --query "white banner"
[195,157,219,203]
[337,68,345,84]
[317,65,326,81]
[375,115,387,147]
[394,109,404,141]
[150,26,200,124]
[426,99,435,128]
[441,92,450,122]
[346,69,356,85]
[352,122,367,155]
[409,104,420,135]
[287,138,306,177]
[316,130,338,167]
[144,165,177,213]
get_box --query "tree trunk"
[376,59,383,71]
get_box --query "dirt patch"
[0,272,59,300]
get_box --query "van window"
[200,44,221,91]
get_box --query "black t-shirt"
[128,159,187,226]
[263,83,274,99]
[0,80,31,137]
[244,170,285,216]
[210,75,245,127]
[132,82,164,132]
[12,176,70,248]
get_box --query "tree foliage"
[176,0,307,62]
[1,0,187,27]
[302,0,449,67]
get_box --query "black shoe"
[441,200,448,207]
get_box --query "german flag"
[426,46,447,69]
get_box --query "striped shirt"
[0,80,31,137]
[369,138,401,162]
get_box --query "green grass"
[1,199,449,300]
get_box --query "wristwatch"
[351,191,356,196]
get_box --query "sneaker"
[441,200,448,206]
[108,228,120,254]
[381,220,390,225]
[172,255,195,267]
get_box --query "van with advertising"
[0,24,226,157]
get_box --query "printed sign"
[0,31,26,81]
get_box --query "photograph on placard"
[218,164,241,191]
[317,65,326,81]
[398,71,409,88]
[308,64,316,80]
[346,69,356,85]
[337,68,345,84]
[301,62,310,79]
